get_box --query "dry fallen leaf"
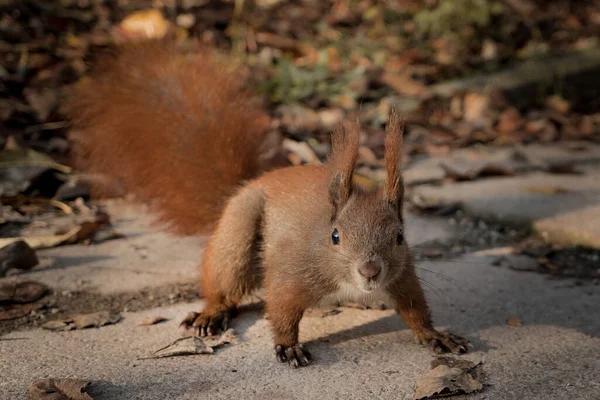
[410,194,461,216]
[29,378,93,400]
[0,240,39,277]
[0,218,109,250]
[545,95,570,114]
[147,329,238,359]
[117,9,171,40]
[414,359,483,400]
[138,316,168,326]
[440,162,515,181]
[463,92,491,127]
[496,107,524,133]
[507,316,523,327]
[381,71,430,97]
[0,281,48,303]
[282,139,321,165]
[42,311,121,331]
[0,302,45,321]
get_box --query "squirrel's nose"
[359,263,380,279]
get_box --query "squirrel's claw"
[275,344,312,368]
[418,330,470,355]
[180,308,232,337]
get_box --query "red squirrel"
[66,39,469,368]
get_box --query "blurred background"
[2,0,599,164]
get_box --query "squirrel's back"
[65,39,282,235]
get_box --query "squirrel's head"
[326,112,407,293]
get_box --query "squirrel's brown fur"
[65,39,281,235]
[67,39,469,368]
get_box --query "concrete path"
[1,203,599,399]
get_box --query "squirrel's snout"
[359,263,381,279]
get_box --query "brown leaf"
[522,185,570,195]
[496,108,524,133]
[148,329,238,359]
[414,363,483,399]
[507,316,523,327]
[317,108,344,131]
[0,302,44,321]
[463,93,491,127]
[545,95,570,114]
[410,194,461,216]
[0,281,48,303]
[381,71,430,97]
[282,139,320,165]
[42,311,121,331]
[116,9,171,40]
[29,378,93,400]
[0,218,108,250]
[441,162,514,181]
[0,240,39,277]
[138,316,168,326]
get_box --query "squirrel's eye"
[332,229,340,245]
[396,231,404,245]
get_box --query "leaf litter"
[0,280,48,321]
[142,329,238,359]
[42,311,122,331]
[414,357,484,400]
[28,378,94,400]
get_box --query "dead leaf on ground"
[507,316,523,327]
[463,92,492,127]
[0,217,110,250]
[522,185,570,195]
[381,71,430,97]
[414,358,484,400]
[282,139,321,165]
[116,9,171,41]
[42,311,121,331]
[0,301,45,321]
[146,329,238,359]
[410,194,461,216]
[496,107,524,133]
[0,240,39,277]
[29,378,93,400]
[138,316,168,326]
[0,280,48,303]
[545,95,570,114]
[440,161,515,181]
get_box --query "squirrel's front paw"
[179,308,231,337]
[417,329,469,355]
[275,344,312,368]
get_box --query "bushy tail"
[65,39,282,235]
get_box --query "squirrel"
[65,39,469,368]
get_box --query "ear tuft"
[328,118,360,218]
[383,109,405,214]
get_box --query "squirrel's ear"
[383,110,405,216]
[328,119,360,219]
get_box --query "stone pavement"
[1,202,599,399]
[408,142,600,250]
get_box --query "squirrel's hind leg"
[180,187,266,336]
